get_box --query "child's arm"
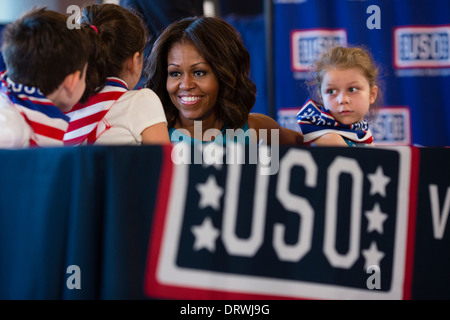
[310,132,349,147]
[248,113,304,145]
[0,104,30,148]
[141,122,171,145]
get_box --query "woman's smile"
[166,42,219,124]
[179,95,203,105]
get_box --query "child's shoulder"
[123,87,161,102]
[0,96,31,147]
[114,88,163,113]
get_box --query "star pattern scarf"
[297,99,373,145]
[63,77,128,146]
[0,70,70,147]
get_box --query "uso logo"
[372,107,412,146]
[393,25,450,69]
[277,108,302,133]
[291,28,347,72]
[145,146,413,300]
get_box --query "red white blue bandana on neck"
[297,99,373,145]
[63,77,128,146]
[0,70,70,147]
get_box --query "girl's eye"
[326,89,336,95]
[349,87,358,93]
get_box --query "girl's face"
[166,42,219,126]
[320,67,378,125]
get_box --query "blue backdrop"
[273,0,450,147]
[0,25,5,71]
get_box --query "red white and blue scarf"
[0,70,70,147]
[64,77,128,146]
[297,99,373,145]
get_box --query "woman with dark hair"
[144,16,303,145]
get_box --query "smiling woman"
[144,16,303,146]
[166,41,220,129]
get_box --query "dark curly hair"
[144,16,256,129]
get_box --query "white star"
[202,144,224,170]
[191,217,220,252]
[196,175,224,210]
[362,241,385,270]
[367,166,391,197]
[365,203,388,234]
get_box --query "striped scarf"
[0,71,70,147]
[297,99,373,145]
[64,77,128,146]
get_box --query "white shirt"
[90,88,167,145]
[0,94,31,148]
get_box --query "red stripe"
[29,120,66,140]
[67,110,109,131]
[144,145,175,299]
[69,91,125,112]
[402,146,420,300]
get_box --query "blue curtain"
[0,146,164,299]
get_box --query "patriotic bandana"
[297,99,373,145]
[0,70,70,147]
[63,77,128,146]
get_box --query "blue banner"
[0,145,449,300]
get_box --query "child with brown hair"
[63,3,170,146]
[0,7,90,148]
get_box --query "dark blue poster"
[145,145,415,299]
[273,0,450,147]
[413,147,450,299]
[1,145,449,300]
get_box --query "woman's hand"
[248,113,304,145]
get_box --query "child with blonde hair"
[297,45,382,147]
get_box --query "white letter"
[226,142,245,165]
[273,149,316,262]
[366,5,381,30]
[66,5,81,30]
[203,142,224,166]
[224,305,232,314]
[171,141,191,164]
[259,129,280,176]
[429,184,450,239]
[66,265,81,289]
[222,162,269,256]
[366,265,381,289]
[323,157,363,269]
